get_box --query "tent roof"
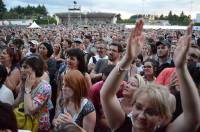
[27,22,41,28]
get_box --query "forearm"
[76,124,87,132]
[176,65,200,120]
[5,80,15,91]
[24,93,35,114]
[101,57,132,98]
[90,72,102,80]
[13,91,23,108]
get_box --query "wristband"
[117,64,129,72]
[25,90,31,94]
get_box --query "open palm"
[173,23,192,68]
[125,19,145,61]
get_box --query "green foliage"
[194,23,200,26]
[118,11,191,25]
[0,0,7,19]
[1,3,56,25]
[35,16,57,25]
[159,11,191,25]
[2,4,48,19]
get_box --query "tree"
[36,5,48,16]
[168,10,173,21]
[0,0,7,19]
[116,14,122,21]
[159,14,165,20]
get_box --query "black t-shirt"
[114,115,132,132]
[172,91,182,122]
[115,115,167,132]
[156,59,175,77]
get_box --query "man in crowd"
[90,42,123,83]
[156,39,174,76]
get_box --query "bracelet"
[117,64,129,72]
[25,90,31,94]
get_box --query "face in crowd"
[108,45,120,62]
[186,47,200,65]
[157,44,169,59]
[96,43,107,58]
[38,44,48,58]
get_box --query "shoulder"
[82,99,95,115]
[0,85,13,95]
[0,85,14,105]
[91,81,104,92]
[38,80,51,94]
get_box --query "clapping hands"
[173,23,192,68]
[125,19,145,61]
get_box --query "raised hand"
[25,70,36,92]
[173,23,192,68]
[125,19,145,61]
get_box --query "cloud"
[4,0,200,19]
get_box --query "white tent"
[27,22,41,29]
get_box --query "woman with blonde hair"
[119,74,145,114]
[53,70,96,132]
[100,20,200,132]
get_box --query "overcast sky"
[4,0,200,19]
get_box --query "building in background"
[0,19,33,26]
[55,12,117,25]
[196,13,200,23]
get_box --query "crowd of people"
[0,19,200,132]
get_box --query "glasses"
[97,47,105,50]
[144,65,153,68]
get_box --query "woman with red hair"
[53,70,96,132]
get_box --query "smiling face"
[0,49,11,64]
[108,45,120,62]
[131,93,162,131]
[123,77,139,98]
[143,62,154,76]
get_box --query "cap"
[29,40,39,45]
[156,39,171,47]
[85,34,92,40]
[74,38,83,44]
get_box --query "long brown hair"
[63,70,88,111]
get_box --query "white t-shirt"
[0,85,14,105]
[88,54,108,64]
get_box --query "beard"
[30,48,36,53]
[157,53,168,59]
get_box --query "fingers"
[187,22,193,36]
[137,19,144,36]
[130,19,144,40]
[128,19,144,47]
[57,113,73,124]
[134,19,144,37]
